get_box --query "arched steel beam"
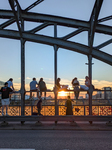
[0,10,112,35]
[8,0,23,37]
[0,29,112,66]
[98,15,112,23]
[0,0,44,29]
[95,38,112,49]
[89,0,103,49]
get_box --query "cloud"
[92,80,112,89]
[26,77,31,80]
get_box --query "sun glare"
[58,91,66,97]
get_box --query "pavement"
[0,121,112,130]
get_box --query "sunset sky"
[0,0,112,90]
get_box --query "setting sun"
[58,91,67,97]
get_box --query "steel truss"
[0,0,112,116]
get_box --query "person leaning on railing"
[0,82,14,116]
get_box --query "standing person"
[65,96,73,115]
[7,78,14,90]
[37,96,42,115]
[38,78,47,100]
[30,78,39,99]
[0,82,14,116]
[7,78,14,100]
[72,77,80,100]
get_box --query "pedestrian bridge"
[0,0,112,120]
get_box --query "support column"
[88,54,92,116]
[21,38,25,116]
[54,23,58,116]
[20,19,25,116]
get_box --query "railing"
[0,90,112,116]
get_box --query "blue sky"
[0,0,112,90]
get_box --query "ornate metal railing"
[0,103,112,116]
[0,90,112,116]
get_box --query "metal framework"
[0,0,112,116]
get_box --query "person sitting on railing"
[72,77,80,100]
[56,78,61,90]
[0,82,14,116]
[55,78,68,91]
[30,77,39,99]
[38,78,47,100]
[80,76,94,95]
[65,96,73,115]
[80,76,90,91]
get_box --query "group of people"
[0,76,93,116]
[0,77,47,116]
[57,76,93,100]
[30,77,47,100]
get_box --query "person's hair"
[9,78,13,81]
[85,76,89,79]
[68,96,70,99]
[71,78,74,85]
[39,78,43,85]
[40,78,43,81]
[72,77,77,85]
[33,78,36,80]
[57,78,60,81]
[4,82,8,86]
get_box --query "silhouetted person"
[65,96,73,115]
[39,78,47,99]
[0,82,14,116]
[72,77,80,100]
[7,78,14,100]
[7,78,14,90]
[80,76,90,90]
[30,78,39,99]
[56,78,61,90]
[37,96,42,115]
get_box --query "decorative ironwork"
[8,106,20,116]
[59,106,66,116]
[0,105,112,116]
[99,106,112,116]
[42,106,55,116]
[73,106,84,116]
[25,106,31,116]
[85,106,89,116]
[92,106,99,116]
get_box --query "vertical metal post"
[20,19,25,116]
[54,23,58,116]
[88,55,92,115]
